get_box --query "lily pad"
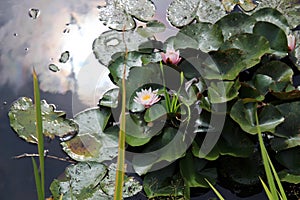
[276,147,300,174]
[132,127,187,175]
[93,30,148,66]
[143,163,184,198]
[167,0,226,27]
[178,22,224,52]
[215,12,256,40]
[99,88,119,108]
[230,100,284,134]
[97,0,155,30]
[278,169,300,184]
[253,21,288,54]
[207,80,241,103]
[137,20,166,38]
[8,97,78,143]
[251,7,290,34]
[61,107,119,162]
[180,151,217,187]
[50,162,142,200]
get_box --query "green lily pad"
[93,30,148,66]
[178,22,224,52]
[167,0,226,27]
[132,127,187,175]
[278,169,300,184]
[276,147,300,174]
[274,102,300,140]
[253,21,288,54]
[202,48,261,80]
[99,88,119,108]
[247,74,274,95]
[180,151,217,188]
[230,100,284,134]
[61,108,119,162]
[215,13,256,40]
[50,162,142,200]
[97,0,155,30]
[208,80,241,103]
[143,163,184,198]
[218,153,264,185]
[144,103,167,122]
[125,113,163,147]
[193,117,255,160]
[256,61,294,83]
[239,83,265,102]
[137,20,166,38]
[8,97,78,143]
[219,33,270,62]
[251,8,290,34]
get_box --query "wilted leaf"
[8,97,78,143]
[61,108,119,162]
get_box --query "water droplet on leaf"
[63,28,70,33]
[13,33,18,37]
[59,51,70,63]
[3,101,7,105]
[49,64,60,72]
[25,47,29,51]
[28,8,40,19]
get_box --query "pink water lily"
[161,47,182,65]
[287,34,296,52]
[134,87,161,108]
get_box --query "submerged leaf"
[8,97,78,143]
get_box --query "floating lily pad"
[167,0,226,27]
[251,8,290,34]
[253,21,288,54]
[132,127,187,175]
[50,162,142,200]
[278,169,300,184]
[61,107,119,162]
[98,0,155,30]
[215,13,256,40]
[99,88,119,108]
[8,97,78,143]
[178,22,224,52]
[207,80,241,103]
[230,100,284,134]
[143,163,184,198]
[180,152,217,187]
[137,20,166,38]
[276,147,300,176]
[93,30,148,66]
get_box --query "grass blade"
[205,178,225,200]
[259,177,273,200]
[31,157,43,200]
[33,69,45,199]
[114,30,127,200]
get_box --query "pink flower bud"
[287,34,296,52]
[161,47,182,65]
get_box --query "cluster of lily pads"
[9,0,300,199]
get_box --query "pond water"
[0,0,287,199]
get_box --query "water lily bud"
[161,47,182,65]
[134,87,161,108]
[287,34,296,52]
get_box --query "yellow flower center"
[142,94,151,101]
